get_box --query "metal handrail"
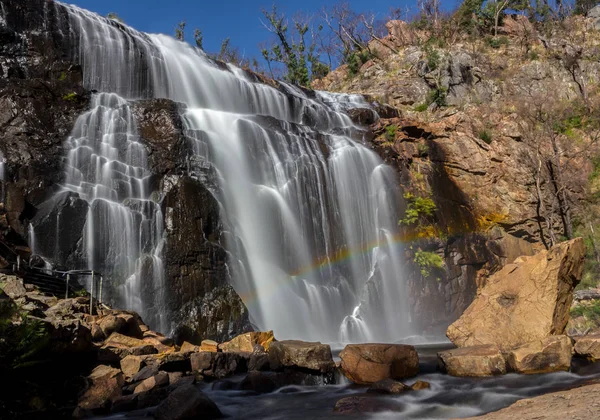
[4,254,104,314]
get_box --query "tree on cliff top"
[260,5,329,86]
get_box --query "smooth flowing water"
[60,93,167,331]
[24,2,410,342]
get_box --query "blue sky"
[61,0,455,61]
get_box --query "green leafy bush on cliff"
[385,124,398,141]
[400,192,437,225]
[414,249,444,278]
[62,92,78,102]
[426,87,448,108]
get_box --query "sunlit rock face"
[0,0,412,343]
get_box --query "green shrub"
[424,46,441,71]
[478,129,493,144]
[528,51,539,61]
[385,125,398,141]
[414,249,444,278]
[62,92,78,102]
[417,143,429,157]
[0,307,49,369]
[570,301,600,322]
[414,103,428,112]
[58,72,67,81]
[487,36,509,49]
[426,87,448,108]
[400,193,437,225]
[347,49,373,77]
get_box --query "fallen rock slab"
[447,239,585,351]
[459,384,600,420]
[154,384,222,420]
[438,345,506,377]
[574,334,600,361]
[268,340,335,373]
[339,344,419,384]
[506,335,572,374]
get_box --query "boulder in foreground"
[154,384,222,420]
[447,238,585,351]
[573,334,600,361]
[268,340,335,373]
[506,335,572,374]
[438,345,506,377]
[339,343,419,384]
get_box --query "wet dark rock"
[162,176,253,343]
[367,379,411,394]
[154,384,222,420]
[239,371,278,394]
[248,353,271,371]
[333,395,400,415]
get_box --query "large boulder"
[438,345,506,377]
[506,335,573,374]
[75,365,124,415]
[447,239,585,351]
[268,340,335,373]
[573,334,600,361]
[220,331,275,353]
[339,344,419,385]
[153,384,222,420]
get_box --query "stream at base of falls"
[97,345,600,420]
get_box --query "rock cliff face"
[0,0,251,341]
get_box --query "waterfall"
[61,92,166,331]
[38,2,411,342]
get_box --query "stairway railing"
[0,238,104,314]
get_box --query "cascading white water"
[61,92,166,331]
[50,2,410,342]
